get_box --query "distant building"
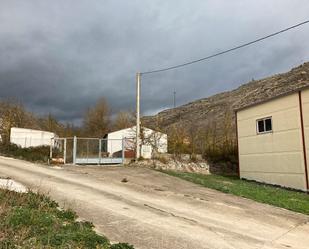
[236,86,309,191]
[105,126,168,159]
[10,127,58,148]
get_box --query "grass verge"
[0,189,134,249]
[161,171,309,215]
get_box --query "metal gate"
[50,136,125,165]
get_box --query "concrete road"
[0,156,308,249]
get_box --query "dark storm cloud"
[0,0,309,123]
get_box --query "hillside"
[143,62,309,136]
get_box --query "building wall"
[107,128,134,155]
[237,93,307,191]
[107,126,168,159]
[301,88,309,187]
[10,127,57,148]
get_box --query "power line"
[141,20,309,75]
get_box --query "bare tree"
[83,97,110,137]
[186,120,202,157]
[113,111,135,130]
[0,99,39,143]
[142,117,166,158]
[168,123,189,157]
[37,113,65,136]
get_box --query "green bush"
[0,142,51,163]
[202,141,238,164]
[110,243,135,249]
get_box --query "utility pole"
[173,90,176,108]
[136,72,141,159]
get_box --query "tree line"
[0,97,238,166]
[0,97,134,143]
[166,111,237,164]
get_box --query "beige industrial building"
[236,86,309,192]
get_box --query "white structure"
[236,86,309,191]
[10,127,58,148]
[106,126,168,159]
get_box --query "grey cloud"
[0,0,309,124]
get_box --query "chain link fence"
[50,137,134,165]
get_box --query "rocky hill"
[143,62,309,136]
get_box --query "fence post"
[86,139,89,164]
[99,139,102,165]
[110,139,113,164]
[50,138,53,160]
[63,138,67,164]
[122,138,125,164]
[73,136,77,165]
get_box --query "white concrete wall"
[301,88,309,186]
[107,126,168,159]
[237,92,307,191]
[10,127,57,148]
[107,127,135,156]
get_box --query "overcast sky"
[1,0,309,124]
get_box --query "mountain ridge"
[142,62,309,135]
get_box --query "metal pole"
[110,139,113,164]
[99,139,102,165]
[136,72,141,159]
[73,136,77,165]
[122,138,125,164]
[50,138,53,159]
[86,139,89,164]
[63,138,67,164]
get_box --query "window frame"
[256,116,273,134]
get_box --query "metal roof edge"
[234,84,309,113]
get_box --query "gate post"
[122,138,125,164]
[99,139,102,165]
[63,138,67,164]
[73,136,77,165]
[50,138,53,160]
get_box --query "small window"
[257,117,272,134]
[265,118,272,131]
[258,120,265,133]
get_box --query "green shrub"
[56,208,77,221]
[7,207,33,228]
[203,142,238,164]
[110,243,135,249]
[0,142,53,163]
